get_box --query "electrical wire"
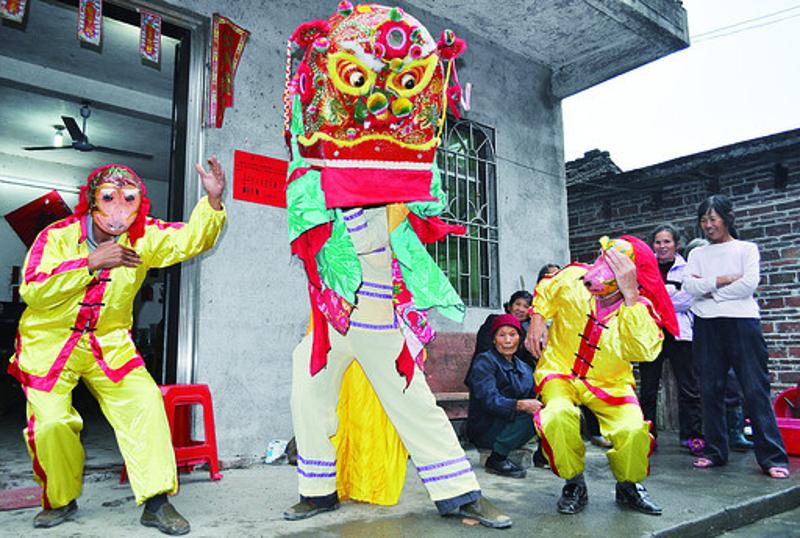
[690,4,800,41]
[693,13,800,43]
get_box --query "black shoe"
[455,496,513,529]
[615,482,662,516]
[283,497,340,521]
[485,452,526,478]
[33,499,77,528]
[140,502,191,535]
[557,482,588,514]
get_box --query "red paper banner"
[208,14,250,129]
[0,0,28,23]
[4,191,73,248]
[139,10,161,64]
[233,150,288,208]
[77,0,102,46]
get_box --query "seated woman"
[473,291,534,368]
[465,314,543,478]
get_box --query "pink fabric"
[534,373,574,394]
[27,415,51,509]
[10,269,142,391]
[310,284,351,335]
[321,167,435,208]
[533,411,560,477]
[88,333,145,382]
[580,379,639,406]
[24,216,84,285]
[146,217,185,230]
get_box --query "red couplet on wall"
[232,150,288,208]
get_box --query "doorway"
[0,0,197,473]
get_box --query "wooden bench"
[424,332,476,420]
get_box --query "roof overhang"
[406,0,689,98]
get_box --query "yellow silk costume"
[8,196,226,508]
[532,265,663,483]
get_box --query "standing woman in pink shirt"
[683,195,789,479]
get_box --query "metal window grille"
[428,117,499,308]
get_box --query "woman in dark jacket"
[465,314,543,478]
[473,290,535,368]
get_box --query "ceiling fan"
[24,103,154,160]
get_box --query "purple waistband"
[343,209,364,221]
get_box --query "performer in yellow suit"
[526,235,678,516]
[8,159,227,535]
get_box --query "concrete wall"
[164,0,568,459]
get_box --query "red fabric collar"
[621,235,679,337]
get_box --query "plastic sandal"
[692,457,716,469]
[766,467,790,479]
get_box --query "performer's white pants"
[290,307,479,504]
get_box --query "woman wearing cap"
[465,314,543,478]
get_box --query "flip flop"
[766,467,790,479]
[692,457,718,469]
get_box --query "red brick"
[777,322,800,333]
[770,273,796,284]
[786,297,800,307]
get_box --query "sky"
[562,0,800,171]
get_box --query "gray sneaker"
[455,496,513,529]
[140,502,191,535]
[33,499,77,528]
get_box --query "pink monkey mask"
[74,164,151,244]
[582,236,635,297]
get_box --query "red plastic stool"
[120,384,223,483]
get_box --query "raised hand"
[195,155,225,210]
[88,242,142,271]
[605,248,639,305]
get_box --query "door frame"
[115,0,209,384]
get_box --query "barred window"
[428,117,499,308]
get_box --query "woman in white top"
[683,195,789,478]
[639,224,703,451]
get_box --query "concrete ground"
[1,416,798,538]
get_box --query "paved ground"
[1,415,798,538]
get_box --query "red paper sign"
[4,191,73,248]
[233,150,288,208]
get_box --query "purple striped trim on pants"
[357,289,393,300]
[346,222,368,233]
[343,209,364,221]
[361,281,393,290]
[416,455,469,472]
[416,455,474,484]
[297,468,337,478]
[420,466,474,484]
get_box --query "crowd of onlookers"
[463,194,791,480]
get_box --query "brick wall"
[567,135,800,396]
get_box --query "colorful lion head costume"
[283,2,466,207]
[283,3,468,382]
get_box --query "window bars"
[428,117,499,308]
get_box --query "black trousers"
[693,317,788,469]
[639,333,703,439]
